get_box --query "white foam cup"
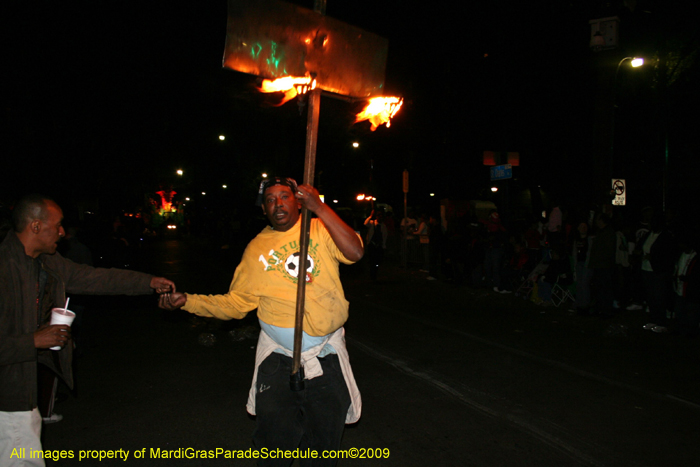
[49,308,75,350]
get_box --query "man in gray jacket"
[0,194,175,467]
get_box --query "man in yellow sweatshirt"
[160,177,363,466]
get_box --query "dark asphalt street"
[41,237,700,466]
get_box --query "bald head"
[13,194,53,233]
[13,195,65,258]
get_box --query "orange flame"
[260,76,317,105]
[355,97,403,131]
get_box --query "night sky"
[3,0,699,220]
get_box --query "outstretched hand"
[150,277,176,294]
[158,292,187,310]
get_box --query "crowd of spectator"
[377,202,699,339]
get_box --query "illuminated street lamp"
[352,142,359,148]
[491,187,498,193]
[262,172,268,178]
[219,135,226,141]
[176,169,183,176]
[610,56,645,196]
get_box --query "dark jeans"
[592,267,614,316]
[575,262,593,309]
[641,270,672,325]
[253,353,351,467]
[484,247,505,288]
[429,242,440,278]
[420,242,430,270]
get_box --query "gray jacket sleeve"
[52,254,154,296]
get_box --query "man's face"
[262,185,300,231]
[36,202,65,255]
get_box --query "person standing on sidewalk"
[160,177,364,466]
[673,228,700,337]
[572,221,594,315]
[626,206,654,311]
[0,194,175,467]
[364,209,387,281]
[481,209,507,292]
[588,213,616,318]
[638,213,678,333]
[415,213,430,273]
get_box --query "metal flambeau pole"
[290,0,326,391]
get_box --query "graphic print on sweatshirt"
[258,237,321,284]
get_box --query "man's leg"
[642,271,668,326]
[253,353,303,467]
[299,355,350,467]
[0,408,45,467]
[37,364,60,423]
[491,247,505,290]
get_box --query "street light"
[352,142,359,148]
[610,56,645,197]
[630,57,644,68]
[176,169,183,176]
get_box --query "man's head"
[259,177,301,232]
[577,222,588,236]
[13,194,65,257]
[595,212,610,230]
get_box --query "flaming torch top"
[355,97,403,131]
[259,75,317,105]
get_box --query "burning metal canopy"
[223,0,389,98]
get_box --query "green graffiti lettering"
[266,41,283,72]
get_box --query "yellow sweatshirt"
[183,218,360,337]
